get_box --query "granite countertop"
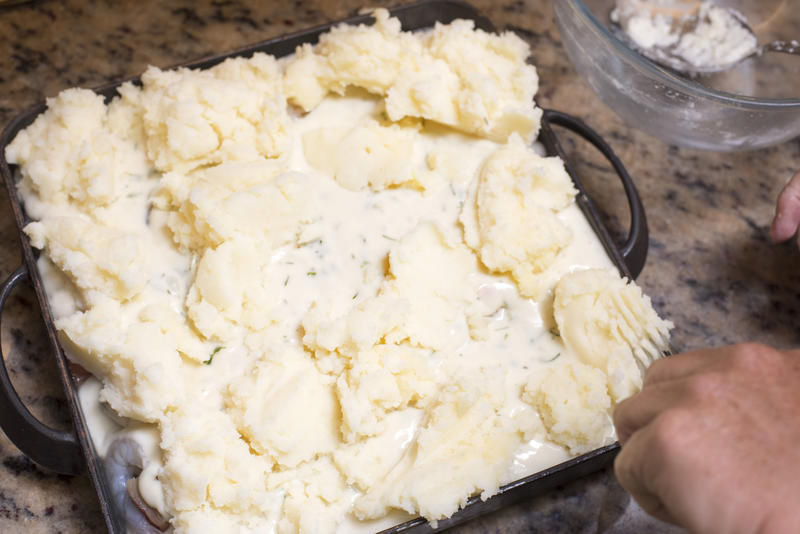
[1,0,799,533]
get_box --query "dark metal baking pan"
[0,1,649,532]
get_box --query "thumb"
[770,171,800,243]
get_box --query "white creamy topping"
[66,92,627,533]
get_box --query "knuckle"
[685,371,723,401]
[650,409,688,453]
[729,343,779,372]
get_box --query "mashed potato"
[284,10,541,143]
[6,9,672,534]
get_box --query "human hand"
[612,344,800,534]
[770,171,800,245]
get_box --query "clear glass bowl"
[554,0,800,151]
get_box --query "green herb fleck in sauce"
[542,352,561,363]
[204,346,223,365]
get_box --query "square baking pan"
[0,1,650,532]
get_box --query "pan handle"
[0,265,85,475]
[541,109,649,279]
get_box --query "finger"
[770,171,800,243]
[614,422,679,525]
[613,381,684,445]
[643,348,720,387]
[638,497,676,525]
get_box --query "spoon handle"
[764,40,800,56]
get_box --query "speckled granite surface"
[0,0,798,533]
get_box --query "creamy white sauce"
[57,90,618,532]
[79,377,169,517]
[79,377,123,457]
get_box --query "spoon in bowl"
[610,0,800,74]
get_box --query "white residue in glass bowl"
[611,0,759,72]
